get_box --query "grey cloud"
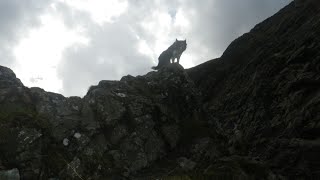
[30,76,43,83]
[57,20,152,96]
[0,0,52,67]
[50,1,93,30]
[122,0,181,45]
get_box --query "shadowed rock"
[0,1,320,179]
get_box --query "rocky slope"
[0,1,320,179]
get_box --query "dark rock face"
[0,1,319,179]
[0,63,205,179]
[187,1,320,179]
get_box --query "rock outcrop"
[0,1,319,179]
[0,64,207,179]
[187,1,320,179]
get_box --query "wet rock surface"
[0,1,319,179]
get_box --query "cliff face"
[0,64,208,179]
[0,1,320,179]
[187,0,320,178]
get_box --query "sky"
[0,0,292,97]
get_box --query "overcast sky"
[0,0,291,97]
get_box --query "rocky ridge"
[0,1,320,179]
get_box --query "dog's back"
[153,49,172,70]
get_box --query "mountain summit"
[0,1,319,179]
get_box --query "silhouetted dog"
[152,39,187,70]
